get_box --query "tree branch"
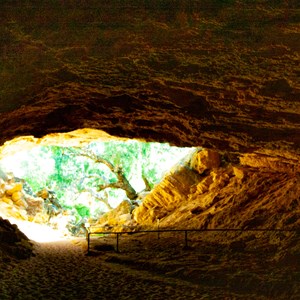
[68,148,138,200]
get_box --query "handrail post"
[87,232,91,255]
[185,230,188,248]
[116,233,120,253]
[85,222,90,241]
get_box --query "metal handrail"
[86,227,299,254]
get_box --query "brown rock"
[0,217,32,261]
[96,200,133,227]
[25,196,44,216]
[190,149,221,174]
[0,2,299,162]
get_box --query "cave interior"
[0,1,299,298]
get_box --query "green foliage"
[0,141,193,218]
[74,204,90,219]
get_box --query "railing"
[86,228,299,254]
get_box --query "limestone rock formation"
[94,200,136,232]
[190,149,221,174]
[0,1,299,268]
[0,177,46,223]
[0,4,299,299]
[133,149,300,230]
[133,163,202,225]
[0,217,33,262]
[0,1,299,163]
[132,149,300,267]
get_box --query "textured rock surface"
[0,177,46,223]
[94,199,136,231]
[0,217,33,262]
[133,151,300,230]
[0,1,299,162]
[0,3,299,268]
[190,149,221,174]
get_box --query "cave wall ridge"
[133,149,300,231]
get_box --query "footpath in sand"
[0,220,298,299]
[0,237,217,300]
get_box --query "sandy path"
[0,239,211,300]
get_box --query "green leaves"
[74,204,90,219]
[0,141,193,219]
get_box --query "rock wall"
[0,217,33,262]
[92,200,136,232]
[0,177,46,223]
[0,1,299,262]
[133,149,300,232]
[0,1,299,160]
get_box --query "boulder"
[5,183,23,196]
[25,196,44,216]
[96,200,134,228]
[190,149,221,174]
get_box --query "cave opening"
[0,137,195,242]
[0,0,299,298]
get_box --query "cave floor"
[90,232,300,299]
[0,232,299,300]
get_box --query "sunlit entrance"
[0,140,194,242]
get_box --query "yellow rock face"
[11,192,27,209]
[240,153,300,173]
[37,188,49,200]
[133,165,201,225]
[96,200,133,228]
[133,149,300,233]
[2,196,13,205]
[5,183,23,196]
[190,149,221,174]
[232,166,245,180]
[12,191,22,202]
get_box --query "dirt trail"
[0,238,224,300]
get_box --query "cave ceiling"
[0,1,299,162]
